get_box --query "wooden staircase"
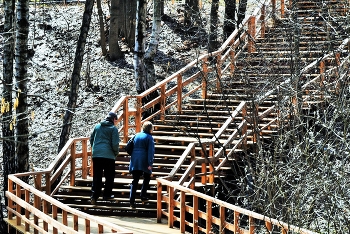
[6,0,349,233]
[53,0,349,217]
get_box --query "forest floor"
[0,0,258,210]
[0,1,215,206]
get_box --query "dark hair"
[106,112,117,122]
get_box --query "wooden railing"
[156,178,317,234]
[5,138,132,233]
[112,0,284,142]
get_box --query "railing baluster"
[202,57,208,99]
[234,211,240,232]
[85,219,91,234]
[157,181,162,223]
[249,216,255,234]
[220,205,226,234]
[180,191,186,233]
[123,97,129,141]
[160,84,166,120]
[216,54,222,93]
[248,16,256,53]
[25,190,30,231]
[168,186,174,228]
[193,195,199,233]
[52,205,58,234]
[16,184,21,226]
[177,74,183,113]
[74,214,78,231]
[70,142,76,187]
[82,139,88,179]
[206,200,212,234]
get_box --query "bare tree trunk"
[54,0,95,191]
[208,0,219,52]
[109,0,123,60]
[143,0,162,117]
[2,0,16,207]
[223,0,236,40]
[184,0,199,26]
[237,0,247,27]
[134,0,147,93]
[15,0,30,176]
[96,0,107,56]
[144,0,161,88]
[125,0,137,48]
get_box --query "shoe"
[141,197,149,202]
[91,198,96,205]
[103,195,115,200]
[130,203,136,209]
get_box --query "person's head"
[106,112,118,123]
[142,121,153,133]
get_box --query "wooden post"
[193,196,199,233]
[157,181,162,223]
[209,143,214,184]
[271,0,276,17]
[216,54,222,93]
[62,210,68,233]
[25,190,30,231]
[136,96,142,133]
[160,84,166,120]
[190,147,196,190]
[242,104,247,147]
[261,5,266,38]
[70,142,76,187]
[234,211,240,233]
[52,205,58,234]
[220,206,226,234]
[45,172,50,195]
[248,16,256,53]
[249,216,255,234]
[202,57,208,99]
[123,98,129,142]
[34,194,40,234]
[74,214,78,231]
[34,174,42,191]
[177,74,183,113]
[16,184,21,226]
[201,144,207,185]
[168,186,174,228]
[281,0,285,17]
[180,191,186,233]
[206,201,212,234]
[43,200,48,231]
[82,139,88,179]
[229,49,235,76]
[7,179,14,220]
[265,221,272,231]
[85,219,91,234]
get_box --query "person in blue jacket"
[129,121,155,209]
[90,112,119,205]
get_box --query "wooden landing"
[6,215,183,234]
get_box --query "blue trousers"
[129,170,151,204]
[91,158,115,199]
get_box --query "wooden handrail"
[6,175,132,234]
[156,178,317,234]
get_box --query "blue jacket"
[90,120,119,160]
[129,131,155,174]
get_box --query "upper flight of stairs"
[54,0,349,220]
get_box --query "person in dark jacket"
[90,112,119,205]
[129,121,155,209]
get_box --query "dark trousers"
[91,158,115,199]
[129,170,151,204]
